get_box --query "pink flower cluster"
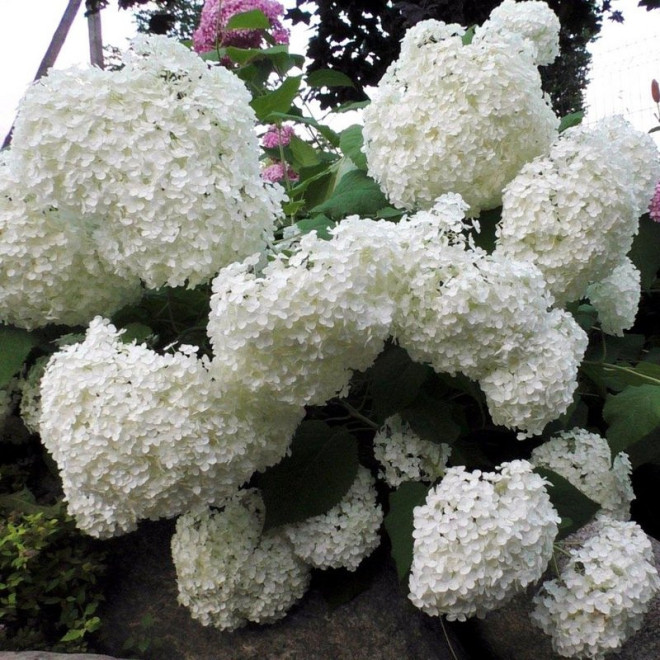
[650,180,660,222]
[193,0,290,52]
[261,162,299,183]
[262,124,295,149]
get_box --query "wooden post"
[2,0,84,149]
[88,7,105,69]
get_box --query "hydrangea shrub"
[1,1,659,655]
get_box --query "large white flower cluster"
[531,428,634,521]
[283,466,383,571]
[373,415,451,487]
[362,1,559,214]
[531,519,660,659]
[6,35,281,291]
[171,490,310,631]
[408,461,560,621]
[479,308,588,438]
[39,318,303,537]
[473,0,560,66]
[585,257,641,336]
[496,117,660,305]
[208,195,586,435]
[0,164,141,330]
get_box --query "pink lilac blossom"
[262,124,295,149]
[650,180,660,222]
[261,162,299,183]
[193,0,289,52]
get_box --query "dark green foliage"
[257,421,359,530]
[0,509,106,651]
[534,467,600,539]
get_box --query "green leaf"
[604,385,660,459]
[225,9,270,30]
[584,361,660,392]
[307,69,356,89]
[258,421,359,530]
[461,26,476,45]
[630,213,660,291]
[559,111,584,133]
[60,628,85,642]
[0,326,40,387]
[339,124,367,170]
[118,323,154,345]
[250,75,302,121]
[294,214,336,240]
[375,207,404,220]
[332,100,371,113]
[471,206,501,255]
[384,482,429,581]
[534,467,600,540]
[310,170,388,219]
[400,393,461,446]
[625,426,660,468]
[288,135,321,169]
[368,345,429,422]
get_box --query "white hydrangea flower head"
[9,35,282,289]
[480,309,588,438]
[0,164,141,329]
[588,115,660,214]
[409,460,560,621]
[531,428,634,521]
[207,218,401,407]
[373,414,451,487]
[586,257,641,336]
[473,0,561,66]
[531,519,660,659]
[362,14,558,213]
[39,317,304,537]
[171,491,310,631]
[283,466,383,571]
[496,117,655,305]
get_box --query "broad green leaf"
[376,207,404,220]
[534,467,600,540]
[339,124,367,170]
[400,394,461,446]
[384,482,429,581]
[583,361,660,392]
[225,9,270,30]
[294,214,336,240]
[282,199,306,216]
[258,420,359,530]
[630,213,660,291]
[60,629,85,642]
[288,135,321,169]
[307,69,356,89]
[0,489,62,516]
[118,323,154,345]
[0,326,40,387]
[368,345,429,422]
[625,427,660,468]
[604,384,660,458]
[559,111,584,132]
[310,170,388,219]
[250,75,302,120]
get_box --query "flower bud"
[652,79,660,103]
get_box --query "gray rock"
[0,655,123,660]
[95,520,469,660]
[473,524,660,660]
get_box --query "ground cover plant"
[2,1,660,657]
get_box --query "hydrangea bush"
[2,1,660,657]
